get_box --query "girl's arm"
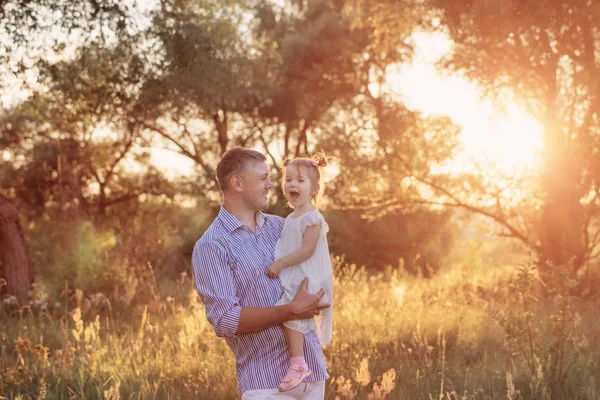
[266,223,321,278]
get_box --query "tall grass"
[1,257,599,399]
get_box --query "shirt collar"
[218,206,267,233]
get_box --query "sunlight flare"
[387,31,544,175]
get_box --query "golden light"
[393,283,407,306]
[149,148,196,178]
[386,31,544,175]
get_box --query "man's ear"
[230,175,244,193]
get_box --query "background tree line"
[0,0,599,303]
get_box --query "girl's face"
[284,165,315,208]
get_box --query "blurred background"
[1,0,599,399]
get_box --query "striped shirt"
[191,206,329,394]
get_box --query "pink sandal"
[278,364,312,392]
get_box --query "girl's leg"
[283,326,304,357]
[279,327,311,392]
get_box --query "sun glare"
[387,31,544,175]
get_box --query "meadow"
[2,251,599,400]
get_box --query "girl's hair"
[281,151,329,208]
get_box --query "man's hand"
[289,277,330,320]
[266,260,284,278]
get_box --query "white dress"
[275,209,333,346]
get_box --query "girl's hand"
[266,261,284,278]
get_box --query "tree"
[127,0,373,205]
[0,0,473,287]
[135,0,465,263]
[1,43,175,220]
[0,193,33,302]
[135,0,441,195]
[413,0,600,273]
[0,0,135,107]
[130,0,262,196]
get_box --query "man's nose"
[266,179,274,190]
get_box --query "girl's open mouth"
[288,190,300,201]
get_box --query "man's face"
[239,161,273,210]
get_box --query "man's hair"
[216,148,267,192]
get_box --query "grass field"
[1,256,599,399]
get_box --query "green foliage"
[70,222,119,294]
[0,0,135,91]
[326,207,457,275]
[23,196,215,303]
[494,262,590,397]
[28,217,124,297]
[1,0,464,265]
[1,39,176,219]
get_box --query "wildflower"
[355,357,371,387]
[5,365,33,385]
[370,368,396,399]
[335,376,356,398]
[33,344,50,361]
[38,380,47,400]
[15,336,32,358]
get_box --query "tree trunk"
[538,126,587,274]
[0,194,33,302]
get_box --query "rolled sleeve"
[192,241,241,338]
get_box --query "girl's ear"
[312,183,320,196]
[231,175,244,193]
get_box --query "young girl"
[265,152,334,392]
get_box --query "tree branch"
[256,123,280,171]
[339,194,536,250]
[104,132,135,186]
[137,119,216,185]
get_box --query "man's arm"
[237,277,329,335]
[192,242,242,338]
[192,242,329,338]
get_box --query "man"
[192,148,330,399]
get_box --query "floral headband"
[310,161,319,168]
